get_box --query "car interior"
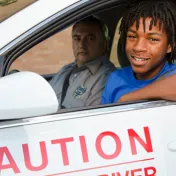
[4,2,130,80]
[0,0,156,114]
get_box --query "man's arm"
[118,74,176,102]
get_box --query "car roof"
[0,0,81,50]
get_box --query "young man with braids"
[101,0,176,104]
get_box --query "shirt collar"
[76,54,109,75]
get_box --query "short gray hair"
[72,16,109,43]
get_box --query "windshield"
[0,0,38,23]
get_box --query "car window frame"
[0,100,175,127]
[0,0,175,120]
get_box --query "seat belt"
[60,71,73,108]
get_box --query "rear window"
[0,0,38,23]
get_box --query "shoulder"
[104,66,132,86]
[109,66,132,78]
[167,64,176,76]
[168,63,176,70]
[92,60,115,77]
[50,62,74,85]
[161,63,176,77]
[54,62,75,76]
[103,60,116,70]
[59,62,75,71]
[98,61,116,76]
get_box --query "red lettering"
[131,168,142,176]
[115,173,124,176]
[128,127,153,155]
[98,172,129,176]
[96,131,122,159]
[125,171,129,176]
[144,167,156,176]
[51,137,74,165]
[0,147,20,173]
[98,167,155,176]
[79,136,89,163]
[22,141,48,171]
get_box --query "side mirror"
[0,71,58,119]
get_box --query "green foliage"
[0,0,18,6]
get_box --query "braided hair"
[119,0,176,63]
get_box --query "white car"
[0,0,175,175]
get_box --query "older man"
[50,16,115,109]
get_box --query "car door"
[0,101,176,176]
[0,0,176,175]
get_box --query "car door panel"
[0,104,175,175]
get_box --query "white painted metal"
[0,71,58,119]
[0,0,80,50]
[0,104,176,175]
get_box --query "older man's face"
[72,23,107,67]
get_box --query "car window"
[8,18,124,76]
[9,26,74,75]
[0,0,38,23]
[5,3,129,111]
[8,5,125,76]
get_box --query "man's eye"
[73,37,80,41]
[149,38,159,42]
[127,35,136,39]
[87,36,95,41]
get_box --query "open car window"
[0,0,38,23]
[9,26,74,77]
[5,3,129,111]
[3,0,175,116]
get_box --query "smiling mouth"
[131,56,150,61]
[78,51,88,55]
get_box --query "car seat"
[117,37,130,68]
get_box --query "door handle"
[168,141,176,152]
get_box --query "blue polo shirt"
[101,62,176,104]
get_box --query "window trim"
[0,100,175,129]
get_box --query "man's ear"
[167,44,172,53]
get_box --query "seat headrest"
[117,38,130,68]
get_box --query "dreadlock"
[119,0,176,63]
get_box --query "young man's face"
[125,17,171,80]
[72,23,107,67]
